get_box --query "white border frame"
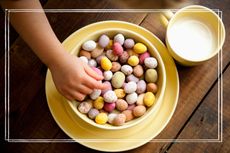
[4,9,223,143]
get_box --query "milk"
[168,18,215,61]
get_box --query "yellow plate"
[45,21,179,152]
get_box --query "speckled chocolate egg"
[91,44,104,58]
[119,51,129,64]
[101,56,112,71]
[88,59,97,67]
[98,34,110,48]
[79,56,88,64]
[124,38,135,49]
[126,92,138,104]
[127,55,139,66]
[147,83,158,93]
[82,40,97,51]
[145,69,158,83]
[103,71,113,81]
[133,43,147,54]
[122,110,134,122]
[79,50,91,59]
[113,114,126,126]
[95,113,108,124]
[93,96,104,109]
[136,80,146,94]
[108,113,117,124]
[133,65,144,78]
[136,93,145,105]
[106,50,119,61]
[113,42,124,56]
[144,57,158,69]
[144,92,155,107]
[103,102,116,112]
[114,89,126,99]
[90,89,101,100]
[111,71,125,88]
[121,65,133,75]
[126,74,139,83]
[78,101,92,114]
[124,81,137,94]
[88,108,99,119]
[111,62,121,72]
[103,90,117,103]
[133,105,146,117]
[114,33,125,45]
[116,99,128,111]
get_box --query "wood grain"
[167,65,230,153]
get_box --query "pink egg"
[103,102,116,112]
[139,52,150,64]
[91,67,103,76]
[113,42,124,56]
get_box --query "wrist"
[45,45,70,71]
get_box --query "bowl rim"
[67,28,167,130]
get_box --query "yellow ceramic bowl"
[67,27,166,130]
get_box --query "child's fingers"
[84,76,108,90]
[84,64,103,80]
[65,94,74,101]
[78,84,93,94]
[71,91,86,101]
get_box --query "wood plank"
[6,89,59,153]
[167,64,230,153]
[43,131,101,153]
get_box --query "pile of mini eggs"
[77,33,158,126]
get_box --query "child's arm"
[1,0,108,101]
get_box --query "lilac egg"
[98,34,110,48]
[124,38,135,49]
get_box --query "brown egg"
[91,44,104,58]
[116,99,128,111]
[133,65,144,78]
[111,62,121,72]
[113,114,126,126]
[133,105,146,117]
[147,83,158,93]
[119,51,129,64]
[122,110,134,122]
[79,50,91,59]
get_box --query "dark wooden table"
[1,0,230,152]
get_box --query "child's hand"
[49,53,108,101]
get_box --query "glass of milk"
[161,5,225,66]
